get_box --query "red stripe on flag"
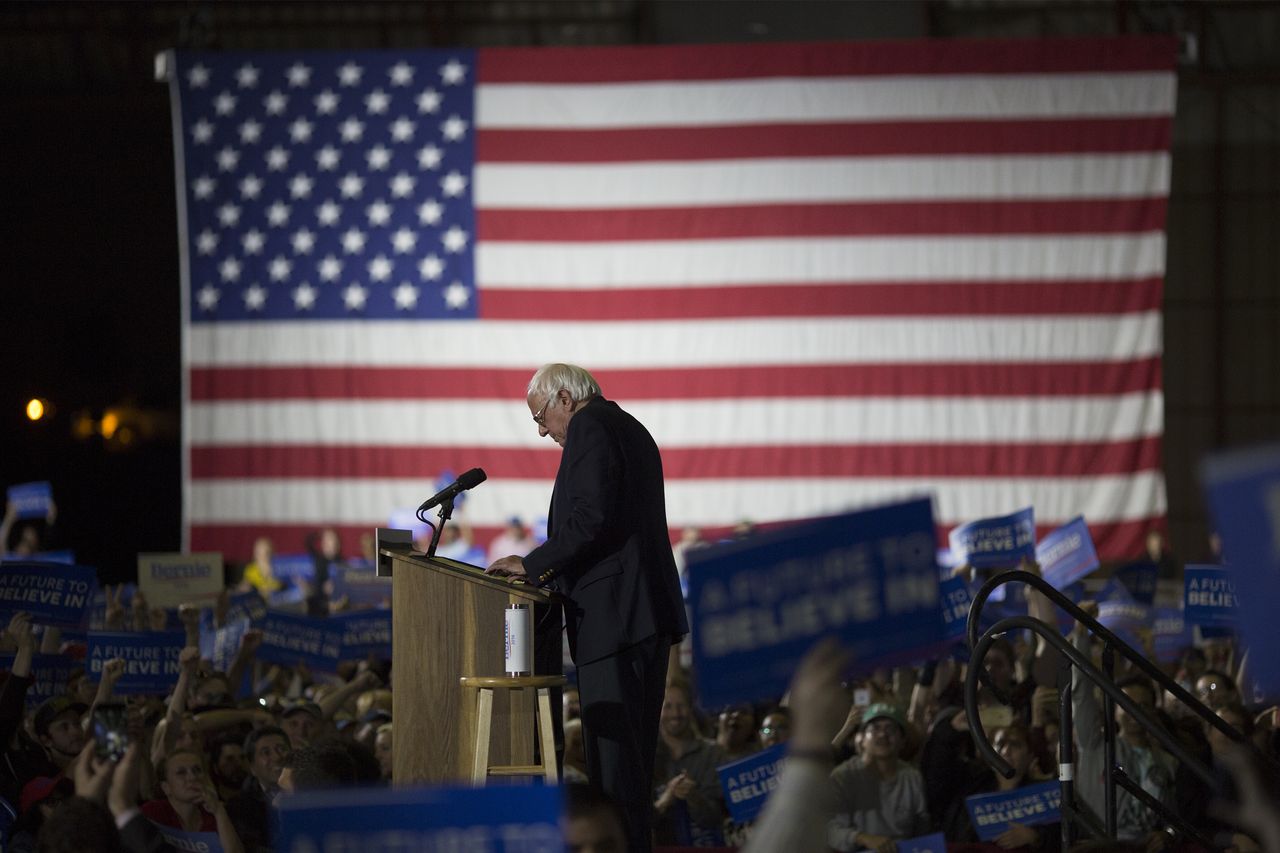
[189,516,1160,564]
[477,200,1168,241]
[479,279,1164,321]
[190,358,1161,402]
[190,438,1161,480]
[477,118,1173,162]
[479,38,1179,83]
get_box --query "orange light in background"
[26,399,46,421]
[100,411,120,439]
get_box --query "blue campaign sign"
[717,742,787,824]
[897,832,947,853]
[148,823,223,853]
[331,562,392,607]
[277,783,561,852]
[201,619,249,674]
[1,550,76,566]
[949,508,1036,570]
[1036,516,1100,590]
[7,481,52,520]
[271,554,316,583]
[1096,581,1149,649]
[1114,561,1159,605]
[0,653,81,710]
[223,590,268,626]
[1184,565,1238,627]
[687,498,941,708]
[258,611,342,670]
[87,632,184,695]
[1201,443,1280,693]
[1152,606,1190,663]
[0,563,97,627]
[332,610,392,660]
[938,575,972,642]
[966,781,1062,841]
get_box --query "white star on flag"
[192,120,214,144]
[286,62,312,87]
[368,255,393,282]
[366,146,391,171]
[289,174,314,199]
[196,230,218,255]
[192,175,215,199]
[217,203,242,227]
[365,89,390,114]
[268,256,292,281]
[416,145,442,170]
[338,62,363,86]
[342,283,368,310]
[390,117,416,142]
[441,115,468,141]
[242,284,267,311]
[316,146,341,171]
[442,226,468,253]
[238,174,262,199]
[389,62,414,86]
[214,91,237,116]
[418,254,444,280]
[443,281,471,310]
[439,59,466,85]
[264,91,287,115]
[316,200,342,226]
[219,256,242,282]
[392,282,419,309]
[187,64,210,88]
[241,230,265,255]
[265,146,289,171]
[365,200,391,226]
[235,64,259,88]
[291,229,316,254]
[197,284,220,311]
[339,117,365,143]
[391,228,417,254]
[417,200,443,225]
[239,120,262,144]
[314,90,339,115]
[289,118,314,144]
[266,201,290,227]
[416,89,441,113]
[440,171,467,197]
[318,255,343,282]
[292,282,318,310]
[339,174,365,198]
[390,172,415,198]
[341,228,366,254]
[216,147,239,172]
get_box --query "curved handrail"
[966,569,1260,752]
[966,614,1219,788]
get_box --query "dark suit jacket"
[523,396,688,665]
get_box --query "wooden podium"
[377,530,562,784]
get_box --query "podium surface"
[381,538,561,784]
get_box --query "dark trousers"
[576,633,673,853]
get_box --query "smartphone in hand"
[92,702,130,763]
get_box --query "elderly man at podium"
[488,362,689,853]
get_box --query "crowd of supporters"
[0,504,1277,853]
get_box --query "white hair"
[527,363,601,403]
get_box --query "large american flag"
[167,37,1177,562]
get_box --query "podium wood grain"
[388,550,551,784]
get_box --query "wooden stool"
[460,675,566,784]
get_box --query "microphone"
[418,468,487,512]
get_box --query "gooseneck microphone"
[418,468,487,513]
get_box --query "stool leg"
[472,687,494,785]
[536,687,558,784]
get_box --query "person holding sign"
[143,748,246,853]
[487,363,689,853]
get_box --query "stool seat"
[460,674,565,785]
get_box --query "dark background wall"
[2,1,1277,580]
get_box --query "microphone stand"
[425,495,456,559]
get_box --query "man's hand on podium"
[486,555,528,582]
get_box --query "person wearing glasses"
[487,362,688,853]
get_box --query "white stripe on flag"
[476,73,1177,127]
[188,393,1164,447]
[475,154,1171,207]
[188,313,1162,367]
[188,471,1167,527]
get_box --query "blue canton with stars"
[174,51,478,321]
